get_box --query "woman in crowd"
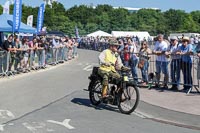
[138,41,152,85]
[177,37,193,91]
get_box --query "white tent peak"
[111,31,150,41]
[87,30,112,37]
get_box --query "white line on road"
[132,110,154,119]
[83,65,93,71]
[0,125,5,132]
[22,122,47,133]
[0,110,15,119]
[23,122,37,132]
[47,119,75,130]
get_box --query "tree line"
[0,2,200,37]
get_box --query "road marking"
[23,122,38,132]
[8,123,14,126]
[23,122,47,133]
[0,125,5,132]
[46,128,55,132]
[83,65,93,71]
[0,110,15,119]
[132,111,146,119]
[47,119,75,130]
[132,110,154,119]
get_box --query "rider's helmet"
[109,38,121,46]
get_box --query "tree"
[2,2,200,36]
[0,5,3,15]
[190,11,200,32]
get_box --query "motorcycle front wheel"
[118,85,140,114]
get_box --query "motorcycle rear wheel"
[89,80,102,106]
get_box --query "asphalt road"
[0,49,199,133]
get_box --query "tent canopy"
[87,30,112,37]
[0,14,36,33]
[111,31,151,41]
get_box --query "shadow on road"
[71,98,120,113]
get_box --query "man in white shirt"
[153,34,169,89]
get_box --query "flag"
[37,3,45,33]
[13,0,22,32]
[3,1,10,14]
[27,15,33,27]
[75,26,79,38]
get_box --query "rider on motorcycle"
[98,38,130,99]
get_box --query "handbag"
[138,58,145,68]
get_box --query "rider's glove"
[121,66,131,71]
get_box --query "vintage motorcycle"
[88,67,140,114]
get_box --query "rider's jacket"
[99,49,122,72]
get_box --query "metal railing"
[0,45,76,77]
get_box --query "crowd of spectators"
[0,34,78,75]
[0,33,200,92]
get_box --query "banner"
[13,0,22,32]
[3,1,10,14]
[37,3,45,33]
[27,15,33,27]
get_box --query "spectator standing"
[37,38,46,68]
[21,39,30,72]
[117,39,125,64]
[177,36,194,91]
[123,40,130,67]
[153,34,169,89]
[166,36,182,90]
[129,39,139,83]
[63,36,69,61]
[1,35,13,72]
[67,38,73,60]
[52,36,60,64]
[195,43,200,79]
[8,37,18,71]
[72,38,78,58]
[138,41,152,85]
[12,38,22,71]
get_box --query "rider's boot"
[102,85,108,98]
[102,85,113,103]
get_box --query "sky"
[0,0,200,12]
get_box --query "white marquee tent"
[87,30,112,37]
[111,31,151,41]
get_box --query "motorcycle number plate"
[124,76,129,81]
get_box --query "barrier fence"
[0,45,78,77]
[143,53,199,94]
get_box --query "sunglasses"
[170,39,176,42]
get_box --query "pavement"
[138,85,200,116]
